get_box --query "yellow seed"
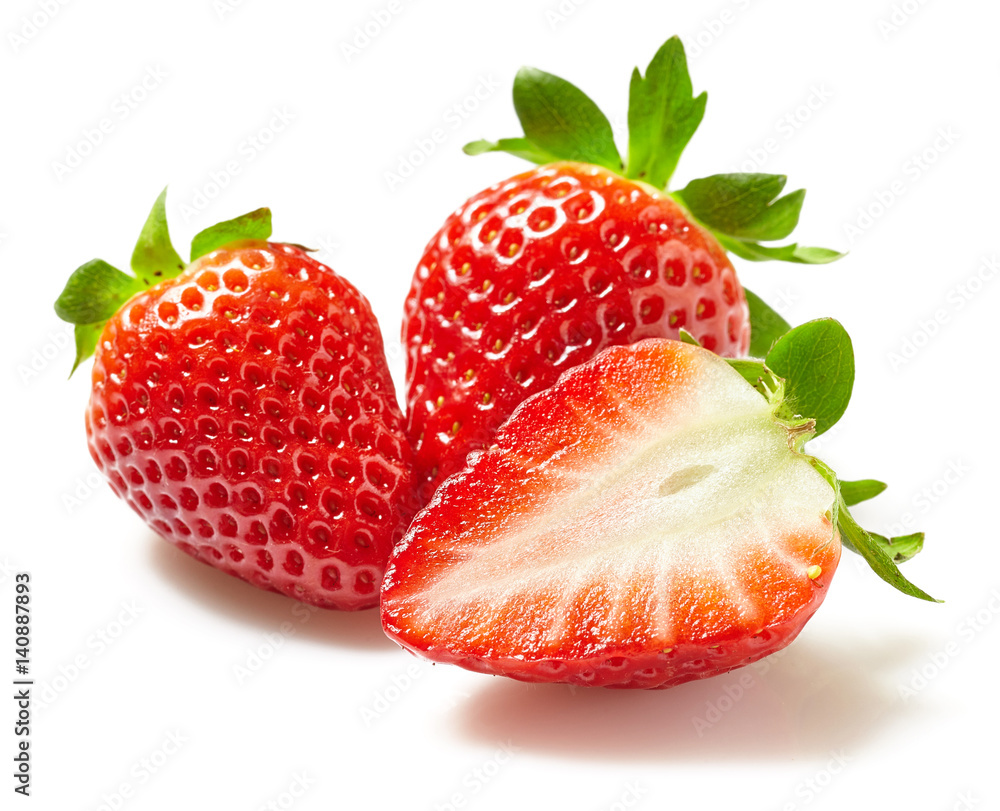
[451,421,461,434]
[538,220,551,229]
[476,211,487,221]
[507,243,520,257]
[494,339,503,351]
[485,230,497,242]
[463,369,474,381]
[459,262,471,275]
[555,189,567,197]
[807,565,822,580]
[504,292,514,304]
[482,279,492,291]
[514,205,526,214]
[435,396,444,407]
[482,392,491,404]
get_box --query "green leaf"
[744,288,792,357]
[726,357,767,388]
[511,66,621,170]
[839,478,888,507]
[677,328,702,347]
[675,174,807,241]
[807,458,937,601]
[71,323,104,375]
[766,318,854,436]
[871,531,924,564]
[717,235,845,265]
[674,173,805,241]
[674,174,843,266]
[624,36,707,189]
[463,138,561,165]
[835,500,938,601]
[130,188,185,286]
[190,207,272,261]
[54,259,142,325]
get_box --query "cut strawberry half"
[381,335,936,689]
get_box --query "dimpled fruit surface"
[86,242,415,610]
[403,162,751,502]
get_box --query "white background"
[2,0,998,808]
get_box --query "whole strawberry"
[383,328,937,689]
[55,192,415,610]
[404,37,841,502]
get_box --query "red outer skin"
[404,161,751,503]
[382,340,840,689]
[87,242,415,610]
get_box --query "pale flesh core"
[384,341,840,663]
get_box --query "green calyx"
[723,318,938,603]
[54,188,272,375]
[464,35,843,268]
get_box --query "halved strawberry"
[382,331,936,688]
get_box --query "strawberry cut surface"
[404,162,750,503]
[382,339,840,688]
[87,242,415,610]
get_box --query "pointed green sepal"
[808,459,938,602]
[718,234,844,265]
[190,207,272,261]
[54,259,143,326]
[624,36,706,189]
[130,188,185,286]
[744,287,792,358]
[71,323,105,376]
[677,328,702,347]
[840,478,888,507]
[871,531,924,564]
[464,66,622,170]
[463,138,560,165]
[674,174,844,265]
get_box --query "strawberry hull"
[382,340,841,688]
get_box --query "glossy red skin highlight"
[404,161,751,503]
[382,340,839,689]
[87,242,415,610]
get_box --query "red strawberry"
[404,37,842,502]
[405,161,749,500]
[382,336,937,689]
[55,192,415,610]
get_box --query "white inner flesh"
[419,360,837,645]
